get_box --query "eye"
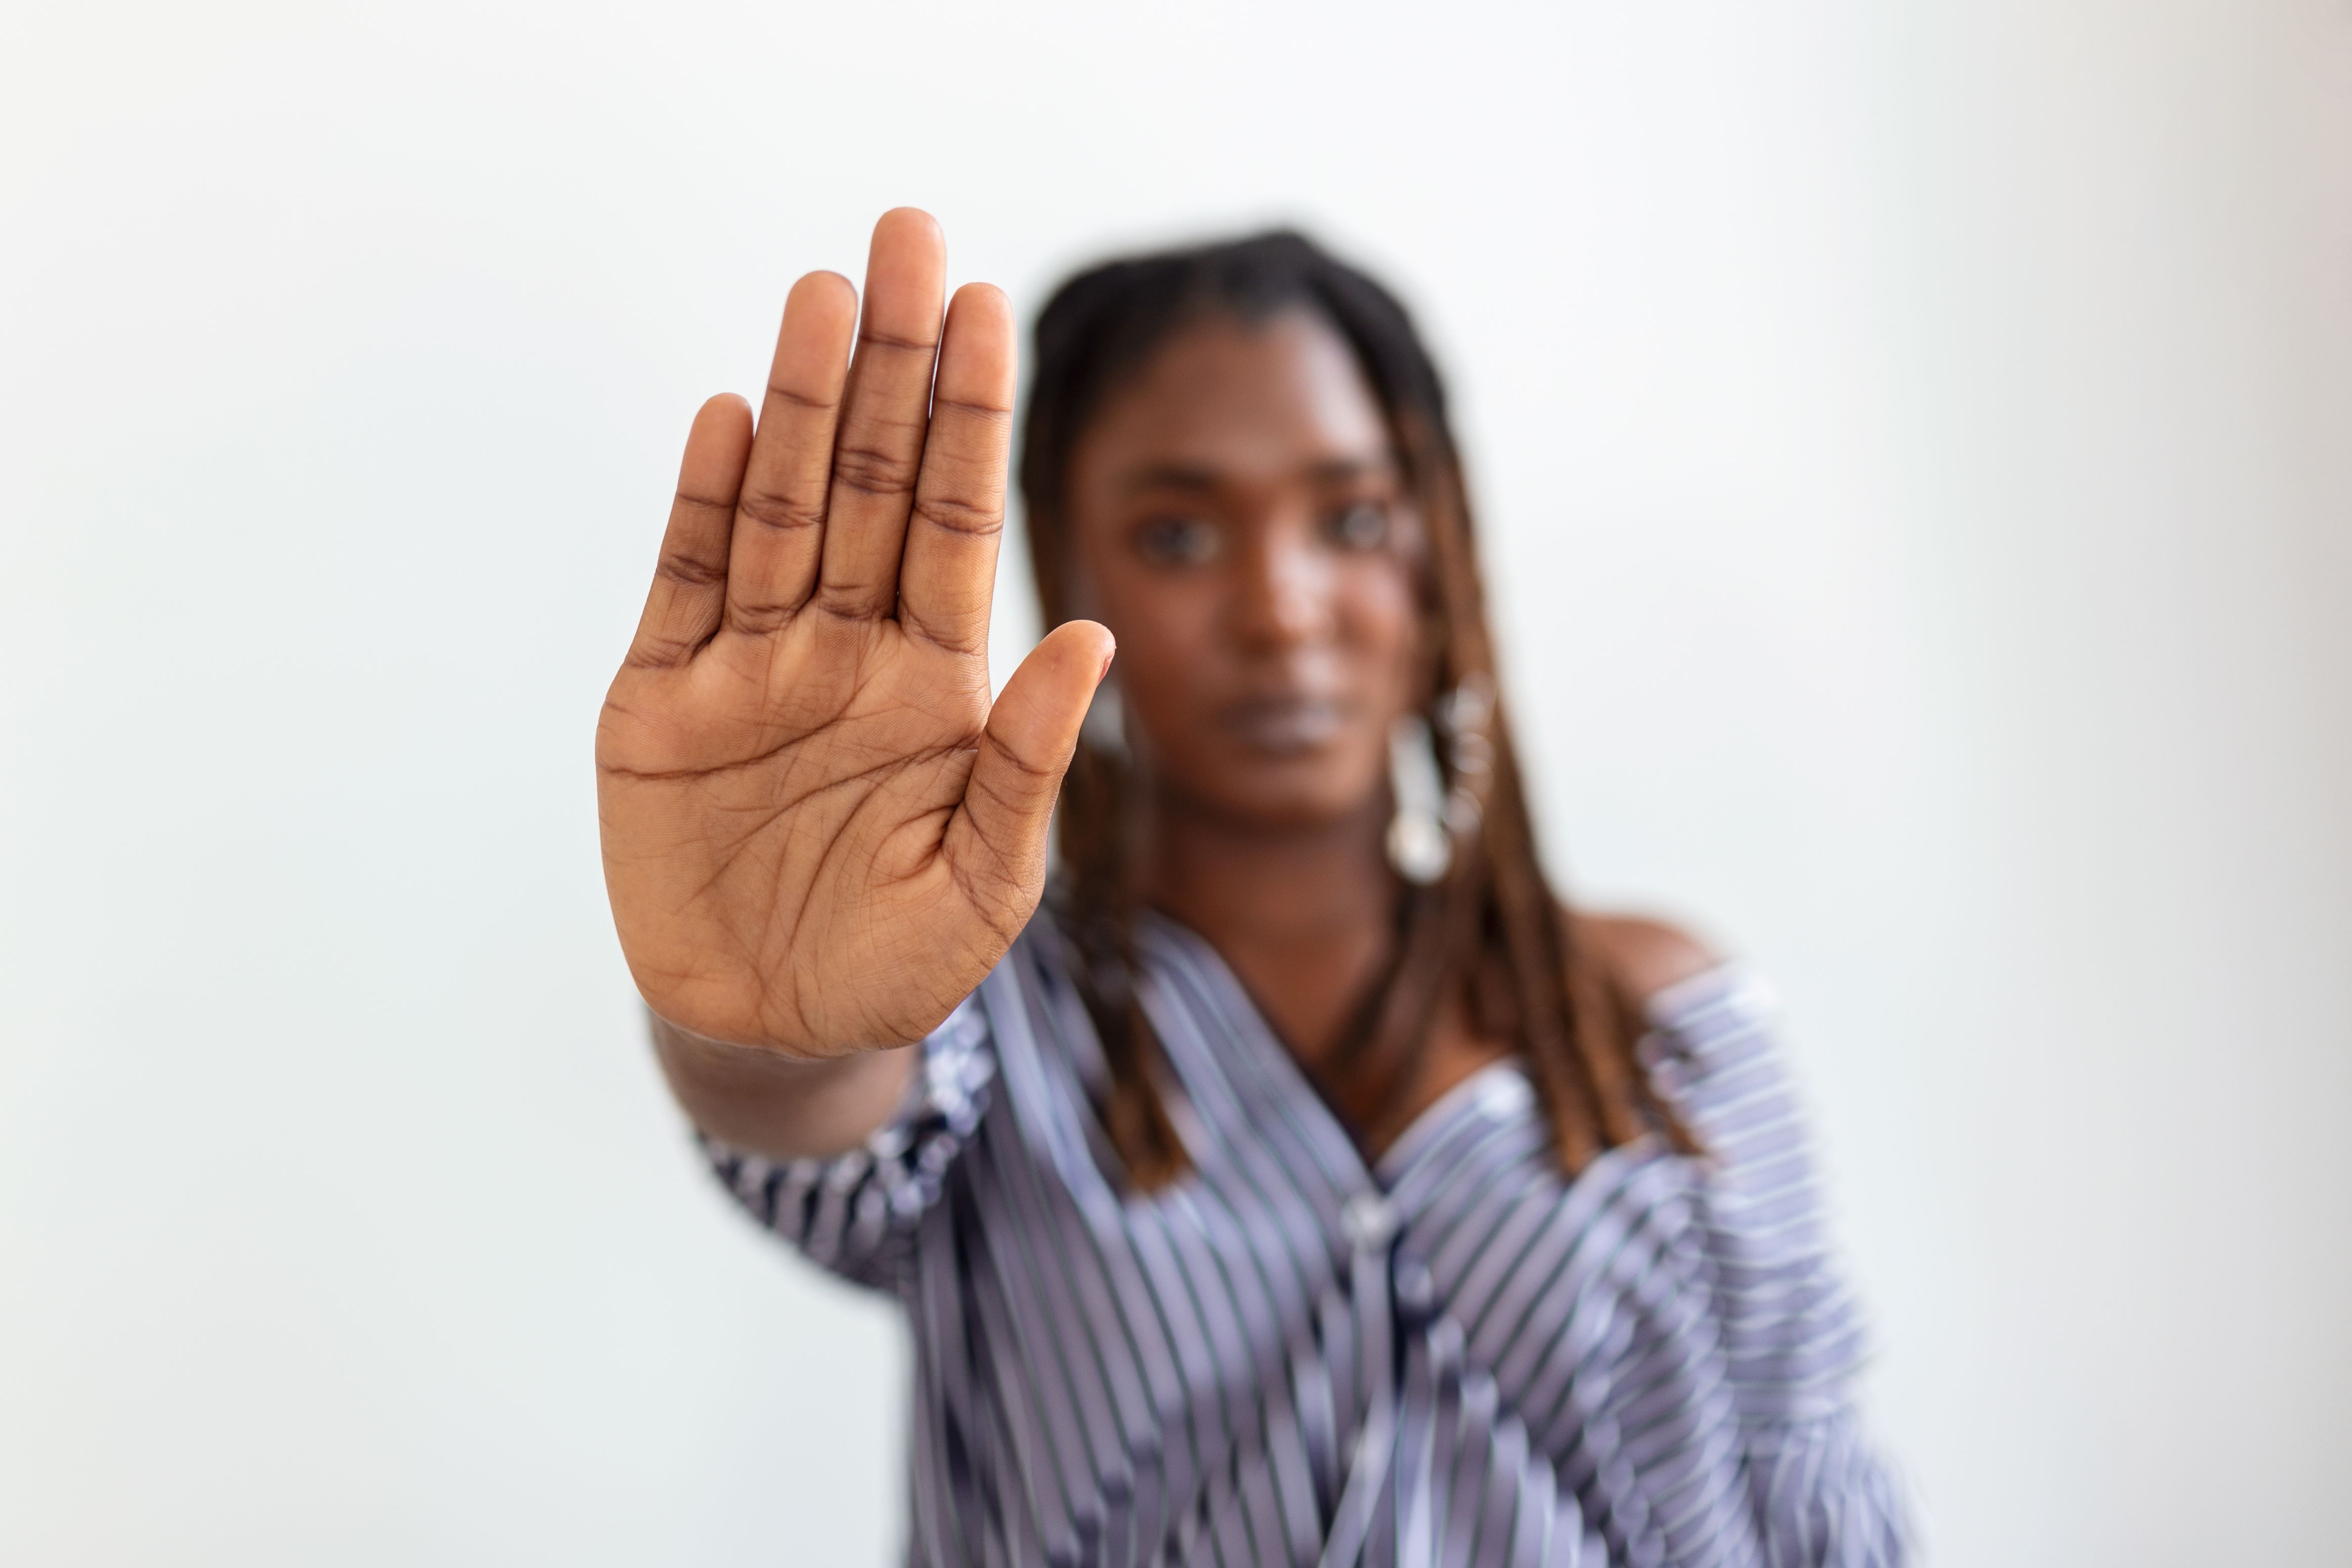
[1134,516,1223,567]
[1323,500,1391,552]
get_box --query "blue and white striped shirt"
[706,915,1907,1566]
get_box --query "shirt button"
[1342,1191,1396,1252]
[1394,1256,1435,1316]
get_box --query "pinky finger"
[626,394,754,669]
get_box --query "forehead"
[1070,309,1392,487]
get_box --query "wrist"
[647,1008,922,1162]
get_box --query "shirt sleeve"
[697,995,996,1294]
[1640,966,1913,1566]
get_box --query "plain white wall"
[5,2,2347,1562]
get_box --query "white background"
[5,2,2348,1563]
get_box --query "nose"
[1228,515,1334,652]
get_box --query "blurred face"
[1063,309,1427,829]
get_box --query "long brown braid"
[1019,232,1694,1187]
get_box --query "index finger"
[895,282,1016,656]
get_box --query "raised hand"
[596,210,1111,1060]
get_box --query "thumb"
[945,619,1116,912]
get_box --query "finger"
[897,282,1016,655]
[945,621,1116,910]
[813,208,946,622]
[725,270,856,634]
[627,394,753,668]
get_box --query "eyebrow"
[1119,463,1221,494]
[1116,455,1396,495]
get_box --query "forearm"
[650,1013,917,1162]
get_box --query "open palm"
[596,210,1109,1057]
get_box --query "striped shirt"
[705,914,1908,1566]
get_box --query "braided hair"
[1020,230,1691,1187]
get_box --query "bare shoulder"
[1571,910,1723,1006]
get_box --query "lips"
[1218,694,1353,755]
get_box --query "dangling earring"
[1386,714,1452,884]
[1436,673,1494,840]
[1386,675,1496,884]
[1080,675,1130,759]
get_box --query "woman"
[596,209,1907,1566]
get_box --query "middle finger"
[811,208,947,623]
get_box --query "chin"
[1180,749,1384,831]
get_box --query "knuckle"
[987,731,1058,784]
[765,380,838,415]
[657,549,724,590]
[830,438,921,500]
[726,602,793,636]
[858,326,938,355]
[674,485,734,515]
[737,485,824,534]
[809,582,879,622]
[912,491,1002,539]
[899,607,985,655]
[931,392,1013,423]
[624,631,693,669]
